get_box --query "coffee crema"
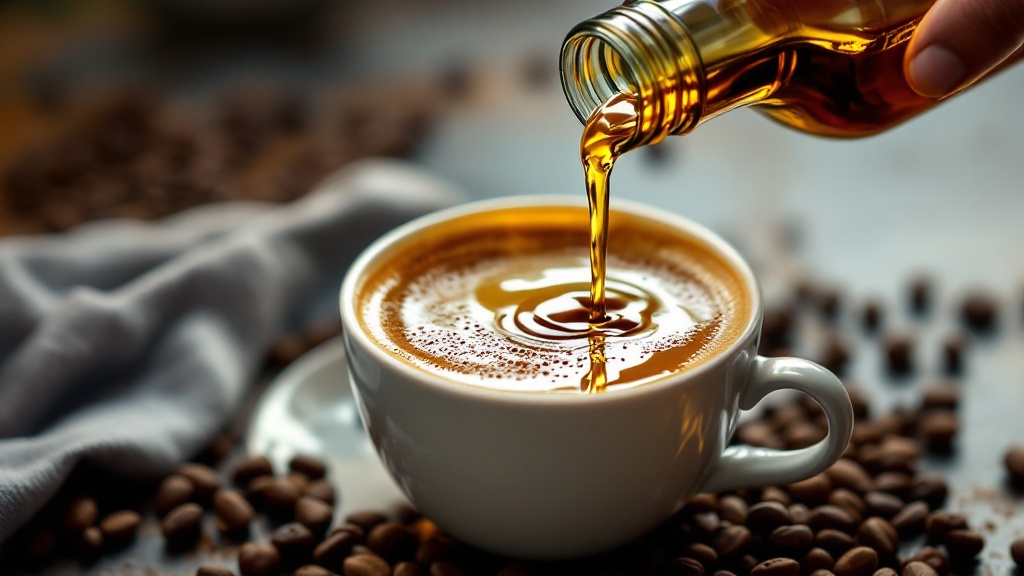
[356,206,752,393]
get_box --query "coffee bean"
[908,547,948,576]
[314,530,357,567]
[863,492,903,519]
[1010,538,1024,567]
[942,530,983,563]
[802,548,835,574]
[196,566,235,576]
[693,511,721,536]
[162,503,204,546]
[99,510,141,549]
[787,474,833,506]
[683,543,719,570]
[288,472,311,492]
[910,475,947,509]
[290,455,328,480]
[815,529,856,557]
[941,335,966,375]
[61,496,99,532]
[770,525,814,556]
[819,337,850,376]
[875,437,923,469]
[272,522,317,565]
[246,475,275,505]
[346,511,388,531]
[367,522,417,561]
[295,566,336,576]
[873,473,913,500]
[900,561,937,576]
[918,411,957,452]
[789,504,812,526]
[296,496,333,536]
[923,511,966,542]
[884,336,914,376]
[817,289,841,321]
[908,276,931,314]
[395,561,425,576]
[856,518,898,556]
[77,526,104,563]
[343,554,390,576]
[713,524,752,558]
[720,495,749,525]
[687,493,720,512]
[826,460,873,494]
[961,293,997,331]
[748,502,792,535]
[303,480,336,506]
[833,547,877,576]
[737,421,784,449]
[232,456,274,486]
[921,386,958,411]
[890,501,929,537]
[740,554,761,575]
[809,506,857,534]
[668,557,706,576]
[763,487,794,506]
[1004,446,1024,484]
[762,306,795,346]
[155,475,196,516]
[827,490,865,522]
[239,542,281,576]
[752,557,800,576]
[264,477,302,518]
[331,522,366,540]
[178,463,221,504]
[862,301,883,331]
[214,489,254,533]
[872,569,896,576]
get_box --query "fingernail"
[908,45,968,98]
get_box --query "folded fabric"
[0,159,460,542]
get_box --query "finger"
[904,0,1024,98]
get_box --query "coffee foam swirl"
[357,208,749,393]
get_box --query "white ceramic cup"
[340,197,854,559]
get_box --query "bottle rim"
[560,2,705,147]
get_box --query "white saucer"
[246,338,405,517]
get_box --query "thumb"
[905,0,1024,98]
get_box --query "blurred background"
[3,0,1024,569]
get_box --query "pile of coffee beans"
[1,82,435,234]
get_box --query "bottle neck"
[561,0,788,146]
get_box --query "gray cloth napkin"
[0,159,459,542]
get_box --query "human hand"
[905,0,1024,98]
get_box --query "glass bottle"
[561,0,948,146]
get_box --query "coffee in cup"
[355,204,752,393]
[340,197,853,559]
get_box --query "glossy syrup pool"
[357,207,750,393]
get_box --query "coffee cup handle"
[701,356,854,493]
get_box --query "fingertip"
[907,44,968,98]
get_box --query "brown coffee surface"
[357,206,751,393]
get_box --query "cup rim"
[340,195,763,404]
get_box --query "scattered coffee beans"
[238,542,280,576]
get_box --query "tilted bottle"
[561,0,964,146]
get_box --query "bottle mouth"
[560,2,705,147]
[561,28,642,126]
